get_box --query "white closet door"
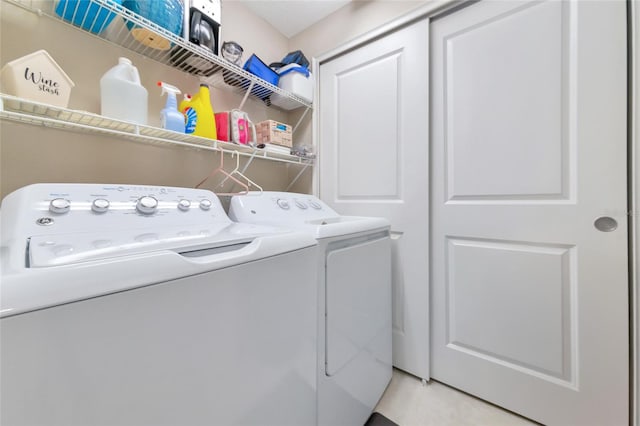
[430,1,628,425]
[319,19,430,379]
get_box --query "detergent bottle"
[179,83,217,140]
[100,57,148,125]
[157,81,185,133]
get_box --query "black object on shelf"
[270,50,309,70]
[169,6,221,76]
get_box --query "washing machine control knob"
[49,198,71,214]
[199,199,212,211]
[136,196,158,215]
[91,198,110,213]
[277,199,290,210]
[294,200,307,209]
[178,199,191,211]
[309,201,322,210]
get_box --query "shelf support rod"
[238,80,255,111]
[292,106,310,134]
[285,163,310,191]
[240,149,258,174]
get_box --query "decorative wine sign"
[1,50,75,108]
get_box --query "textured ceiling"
[239,0,351,38]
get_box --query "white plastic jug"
[100,57,148,125]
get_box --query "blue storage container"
[55,0,123,34]
[243,54,279,86]
[122,0,183,51]
[243,54,279,100]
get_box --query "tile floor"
[374,369,538,426]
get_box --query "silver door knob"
[594,216,618,232]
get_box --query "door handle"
[594,216,618,232]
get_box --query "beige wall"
[289,0,425,59]
[0,0,427,200]
[0,0,301,200]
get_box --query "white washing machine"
[0,184,318,426]
[229,192,392,426]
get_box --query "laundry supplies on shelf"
[157,81,185,133]
[215,110,256,145]
[100,57,148,125]
[179,83,217,139]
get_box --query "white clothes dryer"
[0,184,318,426]
[229,192,392,426]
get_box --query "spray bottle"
[179,83,217,140]
[157,81,185,133]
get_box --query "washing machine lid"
[229,192,390,239]
[26,222,286,268]
[1,224,316,318]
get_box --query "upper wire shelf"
[5,0,313,111]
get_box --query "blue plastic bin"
[243,54,279,100]
[55,0,122,34]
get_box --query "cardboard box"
[255,120,292,148]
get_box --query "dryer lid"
[304,216,389,239]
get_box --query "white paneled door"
[319,19,430,380]
[430,1,628,425]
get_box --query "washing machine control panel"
[1,184,231,240]
[230,191,341,224]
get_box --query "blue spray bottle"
[157,81,185,133]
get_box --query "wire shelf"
[5,0,313,111]
[0,94,314,166]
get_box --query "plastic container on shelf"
[271,63,313,110]
[221,41,244,66]
[240,54,279,100]
[179,83,217,140]
[55,0,123,34]
[157,81,185,133]
[121,0,183,51]
[100,57,148,125]
[243,54,278,86]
